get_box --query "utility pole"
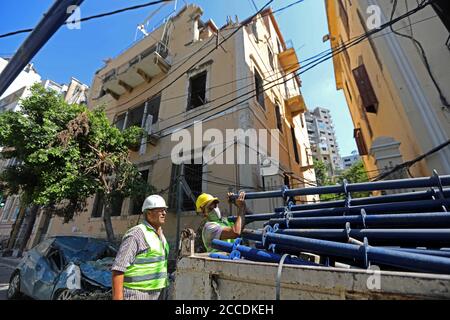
[175,166,197,260]
[0,0,84,96]
[175,167,184,260]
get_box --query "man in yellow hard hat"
[195,192,246,252]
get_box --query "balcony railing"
[277,41,300,74]
[101,41,171,99]
[284,88,307,115]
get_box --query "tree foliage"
[0,84,154,242]
[313,159,370,201]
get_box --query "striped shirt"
[112,220,168,300]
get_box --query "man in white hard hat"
[112,195,169,300]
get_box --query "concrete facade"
[325,0,450,180]
[44,5,317,257]
[305,107,342,176]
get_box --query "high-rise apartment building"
[305,107,342,176]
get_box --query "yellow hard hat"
[196,193,219,213]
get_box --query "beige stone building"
[41,5,317,255]
[325,0,450,180]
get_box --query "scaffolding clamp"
[433,170,448,212]
[361,237,370,269]
[360,209,367,229]
[232,238,242,251]
[284,212,293,229]
[230,250,241,260]
[343,179,352,216]
[262,225,273,248]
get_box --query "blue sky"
[0,0,357,156]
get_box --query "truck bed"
[174,254,450,300]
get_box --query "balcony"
[278,47,300,74]
[102,42,171,99]
[285,88,307,115]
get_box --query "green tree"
[313,159,369,201]
[313,160,336,201]
[0,84,154,248]
[335,160,370,199]
[313,160,332,186]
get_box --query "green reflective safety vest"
[203,219,235,253]
[123,223,169,291]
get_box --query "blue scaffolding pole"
[260,231,450,274]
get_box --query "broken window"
[91,192,122,217]
[284,174,291,188]
[114,113,126,131]
[352,64,379,114]
[354,128,369,156]
[188,71,207,110]
[130,170,150,215]
[290,126,300,164]
[254,68,265,109]
[251,22,259,42]
[125,104,145,129]
[91,193,104,218]
[47,248,64,271]
[147,94,161,125]
[110,193,124,217]
[168,157,203,211]
[275,105,283,132]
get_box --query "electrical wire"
[372,139,450,181]
[390,0,449,108]
[0,0,174,39]
[149,0,434,140]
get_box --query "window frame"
[254,68,266,110]
[187,71,208,111]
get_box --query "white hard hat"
[142,195,168,212]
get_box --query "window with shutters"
[354,128,368,156]
[352,64,379,114]
[254,68,265,110]
[188,71,207,110]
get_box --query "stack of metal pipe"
[210,173,450,274]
